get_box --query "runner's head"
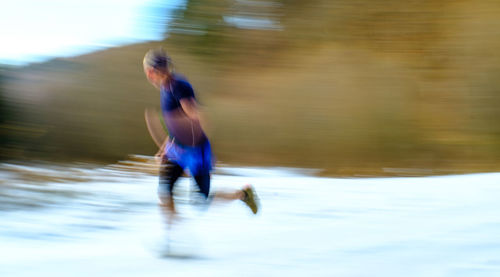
[143,48,172,89]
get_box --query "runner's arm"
[179,98,200,121]
[180,97,211,134]
[155,137,170,159]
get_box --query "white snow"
[1,165,500,277]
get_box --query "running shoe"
[241,184,259,214]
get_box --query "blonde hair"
[143,48,172,73]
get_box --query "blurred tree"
[0,67,6,158]
[0,68,22,160]
[168,0,288,65]
[2,0,500,174]
[166,0,451,63]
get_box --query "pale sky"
[0,0,182,65]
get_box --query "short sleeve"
[172,80,195,101]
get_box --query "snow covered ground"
[1,163,500,277]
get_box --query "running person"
[143,48,259,218]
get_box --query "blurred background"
[2,0,500,176]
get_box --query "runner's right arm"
[155,137,170,160]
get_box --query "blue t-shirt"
[160,75,206,146]
[160,75,195,112]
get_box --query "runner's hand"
[154,150,163,163]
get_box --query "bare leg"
[211,184,259,214]
[158,158,183,225]
[159,194,177,225]
[213,189,244,201]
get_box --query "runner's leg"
[193,171,211,199]
[158,157,184,217]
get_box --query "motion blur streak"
[2,2,500,276]
[1,161,500,276]
[2,1,500,175]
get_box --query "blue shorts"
[159,139,214,198]
[164,138,213,177]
